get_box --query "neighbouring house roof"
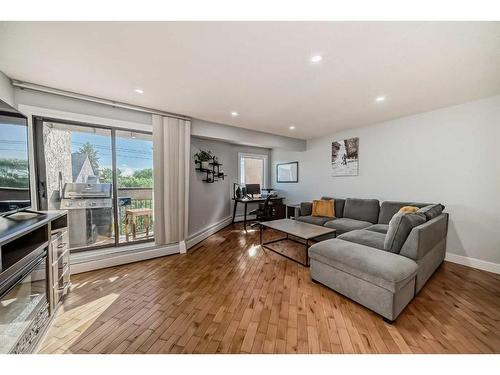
[71,153,95,181]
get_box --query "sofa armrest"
[399,213,449,261]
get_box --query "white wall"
[0,71,14,106]
[189,136,271,237]
[272,95,500,268]
[192,118,306,151]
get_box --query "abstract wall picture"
[332,137,359,176]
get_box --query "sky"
[0,123,29,161]
[70,132,153,176]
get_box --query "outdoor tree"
[0,158,29,188]
[132,168,152,180]
[99,167,152,188]
[78,142,100,173]
[99,167,115,183]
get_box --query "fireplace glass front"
[0,255,48,353]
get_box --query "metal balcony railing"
[117,187,153,238]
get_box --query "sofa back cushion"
[417,204,445,221]
[378,201,431,224]
[343,198,380,223]
[300,202,312,216]
[399,213,449,261]
[384,212,427,253]
[321,197,345,218]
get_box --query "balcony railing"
[117,187,153,239]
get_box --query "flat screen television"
[0,99,31,216]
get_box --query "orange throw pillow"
[312,199,335,218]
[399,206,419,213]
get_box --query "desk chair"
[249,194,278,228]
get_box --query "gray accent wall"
[188,136,271,237]
[272,95,500,267]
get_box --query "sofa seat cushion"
[324,218,372,234]
[365,224,389,234]
[296,215,332,226]
[308,239,418,292]
[338,230,386,250]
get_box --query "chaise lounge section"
[297,198,448,321]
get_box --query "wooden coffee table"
[259,218,336,266]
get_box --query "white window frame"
[238,152,268,188]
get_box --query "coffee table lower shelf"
[259,226,336,267]
[259,229,313,266]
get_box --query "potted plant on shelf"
[194,149,213,170]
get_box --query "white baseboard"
[179,240,187,254]
[445,252,500,275]
[186,216,233,249]
[71,243,180,274]
[185,214,257,250]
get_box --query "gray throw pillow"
[300,202,312,216]
[384,212,426,253]
[417,204,445,220]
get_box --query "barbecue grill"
[60,183,113,248]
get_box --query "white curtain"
[152,115,191,251]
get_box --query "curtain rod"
[12,80,191,121]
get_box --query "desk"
[232,196,285,230]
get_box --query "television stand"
[0,210,68,353]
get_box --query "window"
[238,153,268,188]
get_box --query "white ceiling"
[1,22,499,140]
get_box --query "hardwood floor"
[38,224,500,354]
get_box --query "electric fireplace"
[0,251,49,353]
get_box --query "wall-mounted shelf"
[195,159,227,183]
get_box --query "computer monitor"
[245,184,261,198]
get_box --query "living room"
[1,1,499,373]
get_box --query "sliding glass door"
[34,117,154,252]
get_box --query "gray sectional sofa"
[297,197,448,322]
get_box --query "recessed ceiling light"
[375,96,386,102]
[310,55,323,63]
[231,111,239,117]
[134,88,144,94]
[289,126,295,130]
